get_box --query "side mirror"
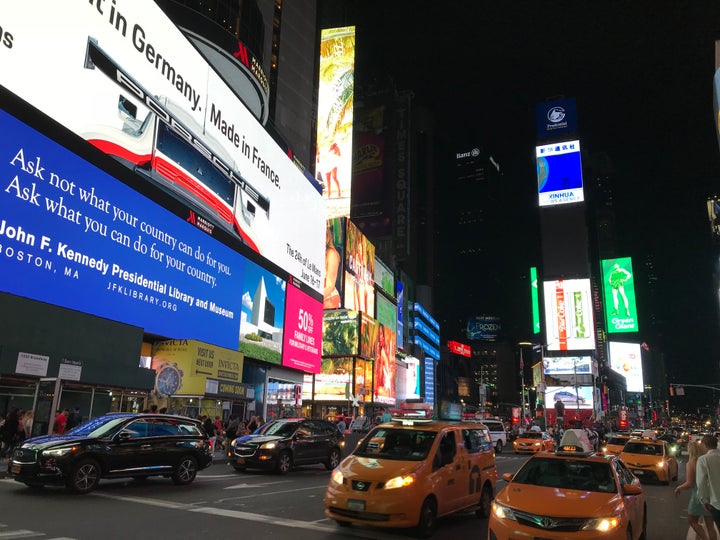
[623,483,643,495]
[117,431,131,442]
[501,472,514,482]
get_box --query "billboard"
[322,310,359,357]
[151,339,244,397]
[467,315,501,341]
[314,357,353,401]
[376,293,397,333]
[543,279,595,351]
[545,385,594,410]
[530,267,541,334]
[536,98,579,140]
[400,356,421,401]
[0,1,325,294]
[536,140,584,207]
[608,341,644,393]
[343,219,375,316]
[0,108,248,350]
[707,197,720,244]
[316,26,356,219]
[324,217,345,308]
[601,257,639,333]
[543,356,593,375]
[374,256,395,297]
[281,278,323,374]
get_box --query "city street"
[0,451,696,539]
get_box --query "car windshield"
[623,442,663,455]
[66,415,134,437]
[512,457,617,493]
[520,432,543,439]
[354,428,437,461]
[261,421,301,437]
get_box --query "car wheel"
[276,451,292,475]
[325,448,341,470]
[172,455,198,485]
[495,440,503,453]
[415,497,437,538]
[475,483,493,519]
[66,458,100,494]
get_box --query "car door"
[614,459,644,531]
[106,418,156,474]
[291,421,317,464]
[431,430,466,515]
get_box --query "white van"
[480,419,508,453]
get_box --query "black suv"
[8,413,213,493]
[228,418,344,474]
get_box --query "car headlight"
[331,469,344,485]
[491,501,517,521]
[384,474,415,489]
[42,446,77,458]
[534,442,541,447]
[601,446,608,453]
[657,461,666,468]
[260,442,277,450]
[582,516,621,531]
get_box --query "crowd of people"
[0,407,34,461]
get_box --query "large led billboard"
[467,316,501,341]
[0,108,246,350]
[0,2,325,295]
[601,257,639,333]
[281,278,322,374]
[536,98,579,140]
[531,267,541,335]
[543,356,593,375]
[536,140,584,207]
[343,219,375,316]
[316,26,356,219]
[608,341,644,393]
[545,385,594,410]
[543,279,595,351]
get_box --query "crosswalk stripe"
[0,531,45,538]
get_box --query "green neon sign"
[601,257,639,333]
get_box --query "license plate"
[632,470,644,475]
[235,457,245,465]
[347,499,365,512]
[11,464,20,474]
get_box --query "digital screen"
[543,279,595,351]
[536,140,584,207]
[601,257,639,333]
[372,323,397,405]
[467,315,501,341]
[281,279,322,374]
[536,98,579,139]
[343,219,375,316]
[376,293,397,333]
[545,385,594,410]
[239,258,286,365]
[321,310,359,357]
[543,356,592,375]
[316,26,356,219]
[314,357,352,400]
[608,341,644,393]
[323,218,345,309]
[401,356,421,401]
[0,108,246,350]
[530,267,541,334]
[0,2,325,294]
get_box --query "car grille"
[234,445,257,457]
[12,448,37,464]
[351,480,372,491]
[328,507,389,522]
[513,509,587,532]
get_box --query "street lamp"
[518,342,533,426]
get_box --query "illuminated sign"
[601,257,639,333]
[536,140,584,207]
[316,26,356,219]
[467,316,501,341]
[448,340,471,357]
[543,279,595,351]
[543,356,592,375]
[536,98,579,139]
[282,278,322,374]
[530,267,541,334]
[0,2,324,294]
[545,385,594,410]
[343,219,375,316]
[608,341,644,393]
[322,310,359,357]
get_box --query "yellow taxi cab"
[619,438,678,485]
[489,429,646,540]
[512,430,555,454]
[324,416,497,537]
[601,433,633,456]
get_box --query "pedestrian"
[66,406,82,431]
[21,409,33,440]
[213,416,225,450]
[247,416,258,433]
[676,439,717,540]
[336,415,346,434]
[225,415,240,443]
[53,408,68,434]
[697,434,720,533]
[0,408,20,459]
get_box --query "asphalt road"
[0,449,702,539]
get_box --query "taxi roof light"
[556,429,595,456]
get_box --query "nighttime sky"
[346,2,720,387]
